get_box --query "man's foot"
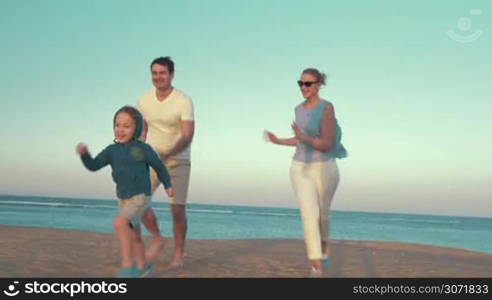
[145,237,166,261]
[166,258,185,270]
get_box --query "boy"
[76,106,173,277]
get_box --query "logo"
[446,9,483,43]
[3,281,20,297]
[130,146,145,161]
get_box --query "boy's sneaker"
[116,267,135,278]
[134,263,153,278]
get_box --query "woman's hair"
[302,68,327,86]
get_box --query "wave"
[238,211,298,217]
[0,200,297,218]
[0,200,115,210]
[154,207,234,214]
[386,217,461,225]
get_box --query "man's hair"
[150,56,175,73]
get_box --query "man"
[138,56,194,268]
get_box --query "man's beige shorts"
[150,158,191,205]
[118,193,151,228]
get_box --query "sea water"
[1,194,491,254]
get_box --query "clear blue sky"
[1,0,491,217]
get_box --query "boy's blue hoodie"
[80,106,171,199]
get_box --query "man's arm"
[139,119,148,141]
[145,146,172,189]
[161,120,195,160]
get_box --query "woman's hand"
[291,123,306,142]
[264,130,279,144]
[264,129,298,146]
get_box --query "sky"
[1,0,491,217]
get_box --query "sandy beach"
[1,226,491,278]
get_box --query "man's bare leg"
[168,204,187,268]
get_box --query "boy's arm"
[145,146,172,189]
[79,146,110,171]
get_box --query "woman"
[265,68,347,277]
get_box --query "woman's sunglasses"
[297,80,318,87]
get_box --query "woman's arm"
[292,103,335,152]
[265,131,298,146]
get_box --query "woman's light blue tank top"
[293,100,348,163]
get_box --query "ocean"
[1,194,491,254]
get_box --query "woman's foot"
[309,259,323,277]
[310,267,322,277]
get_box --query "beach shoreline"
[1,226,491,278]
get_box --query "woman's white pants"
[290,159,340,260]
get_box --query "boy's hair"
[150,56,175,74]
[113,106,144,139]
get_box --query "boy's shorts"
[118,193,151,228]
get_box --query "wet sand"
[1,226,491,277]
